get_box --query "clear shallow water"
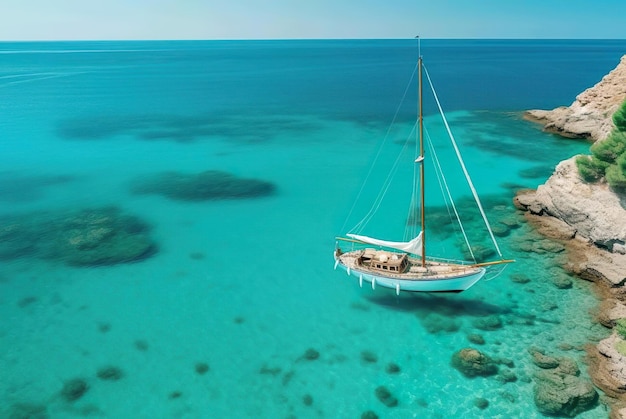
[1,39,625,418]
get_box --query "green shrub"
[606,154,626,191]
[616,318,626,339]
[617,340,626,357]
[575,99,626,190]
[614,100,626,132]
[576,155,607,181]
[590,132,626,163]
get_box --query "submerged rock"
[131,170,275,201]
[60,378,89,402]
[529,349,598,417]
[472,315,503,331]
[451,348,498,378]
[529,347,560,369]
[474,397,489,410]
[7,402,48,419]
[374,385,398,407]
[533,369,598,417]
[467,334,486,345]
[96,366,125,381]
[419,313,461,334]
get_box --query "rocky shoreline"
[519,54,626,417]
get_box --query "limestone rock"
[451,348,498,378]
[590,333,626,398]
[525,55,626,141]
[515,158,626,253]
[531,355,598,417]
[533,369,598,417]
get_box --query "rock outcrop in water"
[525,55,626,141]
[529,349,598,417]
[450,348,498,378]
[0,207,156,266]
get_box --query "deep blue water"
[1,39,625,418]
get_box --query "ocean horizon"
[1,39,625,418]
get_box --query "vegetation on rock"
[615,318,626,339]
[576,100,626,191]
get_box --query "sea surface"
[1,39,626,418]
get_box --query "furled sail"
[347,232,423,256]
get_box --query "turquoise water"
[1,40,625,418]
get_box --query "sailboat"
[333,43,513,294]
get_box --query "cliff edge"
[518,55,626,415]
[525,55,626,141]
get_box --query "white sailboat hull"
[334,250,486,294]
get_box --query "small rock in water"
[472,315,503,331]
[375,385,398,407]
[302,394,313,406]
[551,271,573,289]
[510,273,531,284]
[96,366,124,381]
[361,350,378,363]
[496,369,518,383]
[385,362,401,374]
[467,334,486,345]
[7,402,48,419]
[194,362,210,375]
[419,313,461,334]
[451,348,498,377]
[474,397,489,410]
[361,410,379,419]
[60,378,89,402]
[302,348,320,361]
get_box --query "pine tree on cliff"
[576,99,626,191]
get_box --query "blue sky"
[1,0,625,40]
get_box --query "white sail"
[347,232,423,256]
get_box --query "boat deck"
[337,249,481,281]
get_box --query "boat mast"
[417,43,426,266]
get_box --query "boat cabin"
[359,248,408,273]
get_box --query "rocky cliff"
[525,55,626,141]
[519,54,626,416]
[521,54,626,255]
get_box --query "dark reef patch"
[96,366,124,381]
[419,312,461,334]
[374,385,398,408]
[134,340,149,351]
[360,350,378,364]
[194,362,210,375]
[385,362,401,374]
[130,170,275,201]
[300,348,320,361]
[0,171,76,203]
[56,112,320,144]
[0,206,157,266]
[60,378,89,402]
[6,402,49,419]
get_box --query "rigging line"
[342,62,419,234]
[405,119,421,242]
[352,124,416,234]
[422,63,503,258]
[425,128,476,262]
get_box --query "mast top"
[415,35,421,59]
